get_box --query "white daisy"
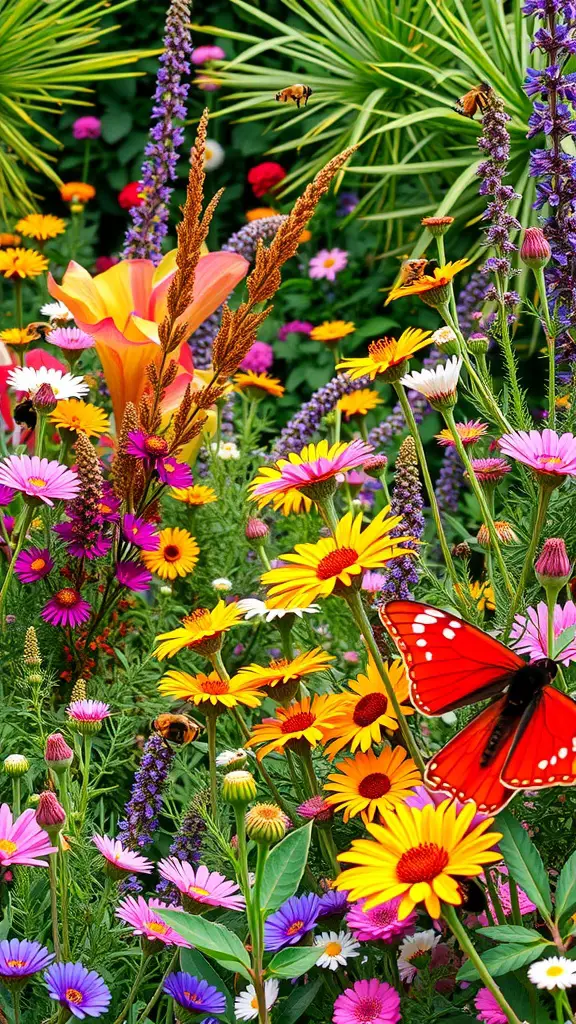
[216,748,251,768]
[400,356,462,405]
[7,366,89,400]
[212,577,232,591]
[211,440,240,460]
[40,300,74,325]
[397,930,441,982]
[203,139,225,170]
[236,597,321,622]
[234,979,279,1020]
[315,930,360,971]
[528,956,576,991]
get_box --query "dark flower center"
[396,842,449,884]
[163,544,181,562]
[358,772,391,799]
[281,711,315,734]
[353,693,388,727]
[286,920,305,936]
[145,435,168,456]
[354,996,383,1023]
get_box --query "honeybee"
[153,713,201,746]
[398,258,437,286]
[454,83,492,119]
[275,84,312,109]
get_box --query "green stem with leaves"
[504,483,553,637]
[205,711,219,819]
[250,842,270,1024]
[135,950,179,1024]
[443,905,523,1024]
[48,852,61,960]
[0,504,35,625]
[533,266,556,430]
[80,734,92,820]
[111,951,148,1024]
[440,306,514,435]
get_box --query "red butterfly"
[379,600,576,813]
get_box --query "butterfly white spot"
[415,613,436,625]
[572,737,576,752]
[412,623,425,634]
[538,759,548,770]
[448,620,461,629]
[533,778,543,785]
[425,651,433,662]
[558,747,568,759]
[442,628,456,640]
[427,608,445,618]
[550,755,557,766]
[416,638,427,648]
[562,774,571,782]
[549,775,556,782]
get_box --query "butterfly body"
[379,601,576,812]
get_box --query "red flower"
[247,162,287,198]
[95,256,119,274]
[118,182,144,210]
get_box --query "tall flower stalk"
[380,437,424,601]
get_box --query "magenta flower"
[157,457,193,488]
[47,327,95,351]
[0,805,57,867]
[127,430,170,462]
[0,455,80,507]
[333,979,401,1024]
[54,521,112,560]
[116,895,191,946]
[498,429,576,478]
[469,458,511,484]
[297,796,334,822]
[98,485,121,522]
[92,835,153,875]
[115,561,152,592]
[44,961,111,1019]
[14,547,54,583]
[535,538,571,581]
[0,938,54,981]
[241,341,274,373]
[278,320,313,342]
[72,116,102,140]
[251,438,373,506]
[157,858,245,910]
[41,588,91,628]
[122,513,160,551]
[68,700,110,724]
[0,485,15,506]
[474,987,507,1024]
[309,248,348,282]
[511,601,576,665]
[191,44,226,64]
[346,897,416,943]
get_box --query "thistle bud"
[33,383,58,414]
[36,791,66,837]
[362,454,388,479]
[467,333,490,357]
[70,678,87,703]
[3,754,29,777]
[245,803,287,844]
[222,770,257,807]
[535,538,571,590]
[45,732,74,773]
[520,227,551,270]
[245,518,269,542]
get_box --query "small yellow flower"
[0,327,37,347]
[15,214,66,241]
[337,389,383,420]
[324,747,422,823]
[154,601,245,660]
[469,580,495,611]
[234,371,285,398]
[60,182,96,203]
[336,329,433,381]
[0,248,48,280]
[142,527,199,581]
[246,207,278,221]
[310,320,355,345]
[0,233,21,248]
[170,484,218,506]
[50,399,110,438]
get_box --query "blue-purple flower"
[164,971,226,1017]
[318,889,349,918]
[44,961,111,1019]
[264,893,321,950]
[0,939,54,989]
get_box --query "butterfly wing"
[502,686,576,793]
[425,697,517,813]
[379,601,525,716]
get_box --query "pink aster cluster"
[157,858,245,910]
[116,895,191,946]
[347,897,417,943]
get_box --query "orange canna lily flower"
[47,250,248,425]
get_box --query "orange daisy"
[234,371,285,398]
[231,648,334,702]
[324,747,422,823]
[246,695,345,760]
[323,656,413,760]
[170,484,217,506]
[158,669,264,710]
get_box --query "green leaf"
[260,822,313,912]
[478,925,546,944]
[554,848,576,923]
[100,109,133,144]
[266,944,321,979]
[497,810,552,916]
[554,624,576,658]
[457,941,553,982]
[279,977,323,1024]
[159,911,251,981]
[180,949,235,1023]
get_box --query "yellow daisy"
[386,259,471,305]
[0,327,37,347]
[336,800,502,920]
[246,207,278,221]
[337,389,383,420]
[170,484,217,506]
[158,669,264,710]
[324,747,422,823]
[249,439,373,515]
[50,399,110,438]
[310,320,355,345]
[231,647,334,702]
[234,371,285,398]
[15,214,66,241]
[0,233,21,248]
[246,694,345,760]
[323,656,414,760]
[469,580,495,612]
[336,329,433,381]
[154,601,245,660]
[0,248,48,280]
[261,507,416,609]
[142,527,199,581]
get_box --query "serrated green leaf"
[497,810,552,916]
[457,941,552,982]
[554,848,576,923]
[159,911,251,981]
[478,925,546,944]
[266,943,321,979]
[260,823,313,912]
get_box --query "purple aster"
[337,191,359,216]
[14,546,54,583]
[277,320,313,342]
[264,893,321,951]
[54,520,112,560]
[122,514,160,551]
[41,589,91,628]
[44,961,111,1019]
[0,938,54,986]
[115,561,152,592]
[0,484,15,506]
[164,972,226,1017]
[157,457,193,488]
[318,890,349,917]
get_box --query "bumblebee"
[153,713,201,746]
[454,83,492,119]
[275,84,312,109]
[398,258,437,286]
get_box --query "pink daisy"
[346,897,417,943]
[54,521,112,560]
[309,248,348,282]
[157,457,193,489]
[191,44,226,64]
[511,601,576,665]
[122,514,160,551]
[333,979,401,1024]
[14,546,54,583]
[67,700,110,724]
[469,458,511,484]
[41,588,91,628]
[250,439,373,506]
[92,835,153,875]
[0,804,57,868]
[115,896,191,946]
[498,428,576,478]
[127,431,170,462]
[436,419,488,448]
[47,327,95,351]
[157,859,245,911]
[115,562,152,592]
[474,988,507,1024]
[0,455,80,507]
[0,485,15,506]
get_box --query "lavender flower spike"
[122,0,192,262]
[435,446,464,516]
[380,436,424,601]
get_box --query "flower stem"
[231,708,300,827]
[48,851,61,960]
[504,484,552,638]
[80,734,92,820]
[251,843,270,1024]
[135,950,179,1024]
[442,904,522,1024]
[12,990,21,1024]
[205,711,219,819]
[82,139,91,182]
[12,777,21,817]
[345,589,426,775]
[59,834,71,959]
[441,306,514,434]
[485,869,506,925]
[508,875,522,928]
[533,267,556,430]
[0,504,35,626]
[14,279,22,328]
[112,951,148,1024]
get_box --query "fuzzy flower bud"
[36,791,66,835]
[23,626,41,668]
[222,770,257,807]
[70,678,87,702]
[45,732,74,773]
[520,227,551,270]
[245,518,269,542]
[3,754,29,777]
[430,327,459,355]
[362,454,388,479]
[535,537,571,589]
[245,803,286,844]
[33,383,58,414]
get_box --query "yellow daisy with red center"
[336,329,433,381]
[324,747,422,823]
[158,669,264,710]
[323,656,413,759]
